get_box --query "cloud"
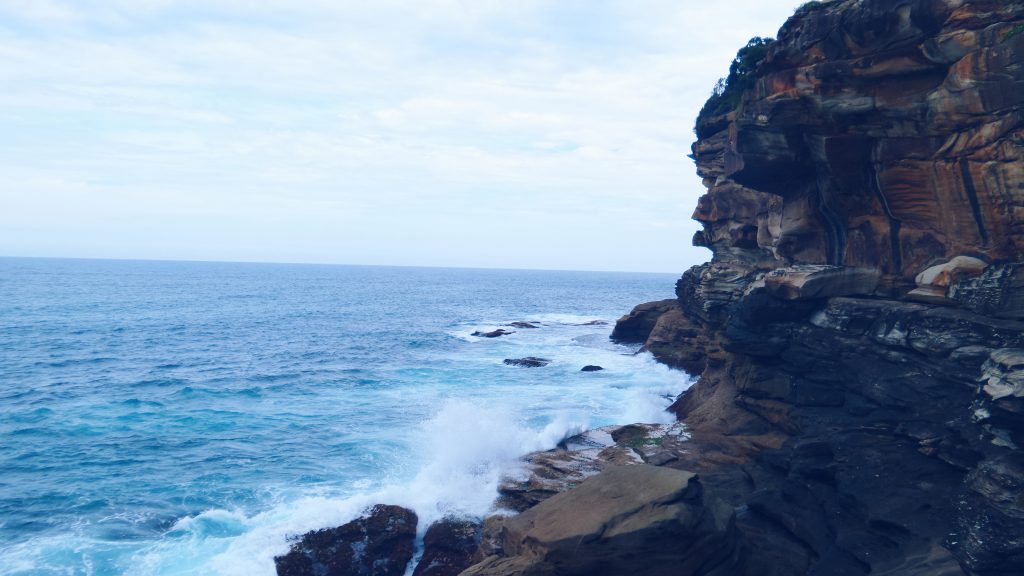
[0,0,805,272]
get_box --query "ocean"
[0,257,690,575]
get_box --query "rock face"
[592,1,1024,575]
[275,505,417,576]
[707,0,1024,282]
[610,299,677,343]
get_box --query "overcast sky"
[0,0,804,273]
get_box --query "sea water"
[0,258,690,575]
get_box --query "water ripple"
[0,258,683,575]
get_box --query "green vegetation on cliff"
[695,36,773,138]
[796,1,825,12]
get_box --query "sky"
[0,0,805,273]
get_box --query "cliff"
[470,1,1024,575]
[276,2,1024,575]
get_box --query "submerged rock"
[506,321,540,329]
[502,357,549,368]
[580,365,604,372]
[274,505,417,576]
[471,329,513,338]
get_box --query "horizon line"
[0,254,689,276]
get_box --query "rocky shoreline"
[276,1,1024,574]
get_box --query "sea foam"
[130,349,686,576]
[130,399,609,575]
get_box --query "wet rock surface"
[275,505,417,576]
[495,424,688,512]
[580,365,603,372]
[411,517,481,576]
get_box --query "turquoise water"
[0,258,688,575]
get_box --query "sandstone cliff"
[467,1,1024,575]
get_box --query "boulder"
[275,505,417,576]
[502,357,550,368]
[412,517,481,576]
[915,256,989,288]
[907,256,990,304]
[580,365,604,372]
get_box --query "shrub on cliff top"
[796,0,825,13]
[695,36,774,138]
